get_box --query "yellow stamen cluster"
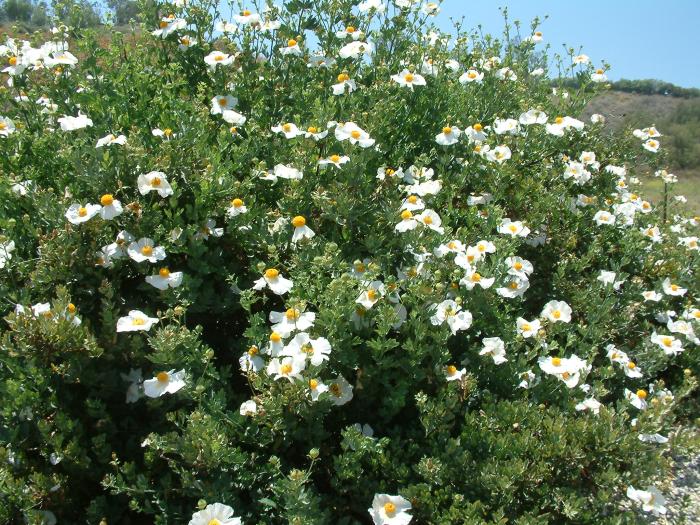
[156,371,169,382]
[270,332,282,343]
[141,245,154,256]
[100,194,114,206]
[636,389,647,399]
[231,198,244,207]
[78,207,88,217]
[265,268,279,279]
[292,215,306,228]
[159,267,170,278]
[280,363,293,375]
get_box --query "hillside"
[584,91,700,214]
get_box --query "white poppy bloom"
[444,365,466,381]
[327,375,354,405]
[290,215,315,242]
[575,397,602,415]
[233,10,261,25]
[281,332,332,366]
[498,219,530,237]
[650,332,684,356]
[338,41,373,59]
[335,122,375,147]
[662,278,686,296]
[493,118,520,135]
[369,494,412,525]
[416,209,444,233]
[272,122,304,138]
[356,280,385,309]
[538,355,589,388]
[624,388,649,410]
[638,434,669,444]
[541,300,572,323]
[143,369,186,398]
[590,68,607,82]
[435,125,460,145]
[58,113,93,131]
[95,133,126,147]
[643,139,660,153]
[332,75,357,95]
[395,210,419,232]
[391,69,426,89]
[227,198,248,217]
[280,39,302,56]
[269,308,315,336]
[642,290,663,302]
[239,400,257,416]
[127,238,166,263]
[460,269,495,290]
[496,277,530,298]
[304,125,329,140]
[65,203,100,224]
[459,69,483,84]
[261,163,304,182]
[516,317,540,338]
[429,300,473,334]
[239,345,264,372]
[194,219,224,241]
[267,356,306,382]
[308,378,329,401]
[138,171,173,197]
[593,210,615,226]
[204,51,234,70]
[519,109,548,125]
[151,16,186,38]
[486,145,511,164]
[479,337,507,364]
[116,310,159,332]
[318,154,350,168]
[98,194,123,220]
[253,268,293,295]
[0,116,16,136]
[0,240,16,269]
[145,267,183,290]
[210,95,238,115]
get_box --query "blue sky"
[433,0,700,87]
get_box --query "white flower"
[222,109,247,125]
[519,109,548,125]
[642,290,663,302]
[332,75,357,95]
[662,278,686,296]
[444,365,466,381]
[211,95,238,115]
[143,369,186,397]
[327,375,354,405]
[435,125,460,145]
[272,122,304,139]
[597,271,624,290]
[650,332,684,356]
[460,269,495,290]
[121,368,142,403]
[239,346,264,372]
[369,494,412,525]
[590,68,607,82]
[145,267,183,290]
[359,0,386,12]
[497,277,531,298]
[496,67,517,81]
[204,51,234,70]
[234,9,260,25]
[391,69,426,89]
[541,300,572,323]
[0,116,16,136]
[98,193,123,220]
[593,210,615,226]
[493,118,520,135]
[335,122,375,147]
[194,219,224,240]
[267,356,306,382]
[138,171,173,197]
[261,164,304,182]
[95,133,126,148]
[516,317,540,338]
[538,355,588,388]
[152,16,186,38]
[573,54,590,64]
[269,308,315,337]
[626,486,667,516]
[625,388,649,410]
[253,268,293,295]
[65,203,100,224]
[356,280,385,309]
[575,397,602,415]
[319,154,350,168]
[304,125,329,140]
[227,198,248,217]
[290,215,315,242]
[280,38,302,56]
[479,337,507,364]
[498,218,530,237]
[486,145,511,164]
[416,209,444,233]
[643,139,660,153]
[338,41,373,59]
[127,238,166,263]
[116,310,159,332]
[459,69,484,84]
[429,300,473,334]
[517,370,539,389]
[638,433,669,444]
[0,240,16,269]
[281,332,332,366]
[239,400,257,416]
[58,113,93,131]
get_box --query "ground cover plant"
[0,0,699,523]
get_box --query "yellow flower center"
[406,195,418,204]
[242,10,251,16]
[0,123,5,130]
[552,357,561,367]
[384,502,396,516]
[9,56,17,66]
[628,362,636,369]
[423,215,433,225]
[552,310,561,319]
[248,346,259,356]
[309,378,319,389]
[354,262,365,273]
[514,262,523,270]
[78,207,88,217]
[208,519,221,525]
[141,245,154,256]
[292,215,306,227]
[163,128,173,136]
[509,281,518,289]
[385,168,395,176]
[285,308,300,320]
[562,372,570,380]
[159,267,170,278]
[100,194,114,206]
[471,272,481,282]
[330,154,341,163]
[214,54,224,62]
[308,126,319,133]
[346,25,355,33]
[67,303,76,314]
[330,383,341,396]
[535,31,542,37]
[280,363,293,375]
[367,289,378,301]
[287,39,297,47]
[670,284,678,292]
[218,97,228,106]
[446,365,457,376]
[404,73,414,82]
[473,123,483,131]
[509,224,518,233]
[180,37,190,45]
[282,123,293,132]
[151,177,161,187]
[596,69,604,75]
[270,332,281,343]
[232,198,243,207]
[350,130,361,139]
[442,126,452,135]
[156,371,169,382]
[468,71,477,78]
[159,20,168,28]
[401,210,413,220]
[265,268,279,279]
[521,323,531,331]
[662,337,673,347]
[636,389,647,399]
[555,116,563,124]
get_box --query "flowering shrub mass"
[1,0,699,523]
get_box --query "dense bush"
[0,0,699,523]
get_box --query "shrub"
[0,1,698,523]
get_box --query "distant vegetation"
[0,0,139,29]
[558,77,700,98]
